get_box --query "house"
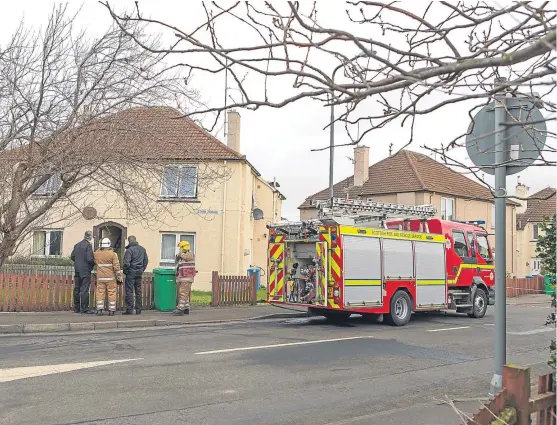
[18,107,285,290]
[515,183,556,277]
[299,147,518,275]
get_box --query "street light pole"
[328,66,342,203]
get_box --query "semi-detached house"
[18,107,284,290]
[299,147,518,275]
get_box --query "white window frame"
[159,165,198,199]
[159,232,196,265]
[34,174,62,196]
[532,224,539,241]
[491,205,496,229]
[441,197,455,221]
[31,229,63,257]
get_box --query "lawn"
[190,288,267,306]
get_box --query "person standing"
[122,236,148,315]
[70,231,95,314]
[173,241,197,316]
[93,238,122,316]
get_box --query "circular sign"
[82,206,97,220]
[466,97,547,176]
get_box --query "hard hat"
[178,240,190,251]
[100,238,111,248]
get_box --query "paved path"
[0,302,554,425]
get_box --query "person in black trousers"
[123,236,148,315]
[71,231,95,314]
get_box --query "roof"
[517,187,556,230]
[299,150,517,208]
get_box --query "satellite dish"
[252,208,264,220]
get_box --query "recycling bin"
[248,267,261,290]
[545,274,556,296]
[153,268,177,311]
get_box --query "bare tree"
[104,1,556,193]
[0,4,228,266]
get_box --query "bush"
[4,256,74,267]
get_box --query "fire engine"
[266,198,495,326]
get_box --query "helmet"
[178,240,190,252]
[100,238,111,249]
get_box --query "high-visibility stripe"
[339,226,445,243]
[96,277,115,281]
[96,264,113,267]
[345,279,382,286]
[448,264,494,284]
[417,279,446,286]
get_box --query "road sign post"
[466,80,547,395]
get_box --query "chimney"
[515,180,529,214]
[353,145,370,186]
[226,110,241,153]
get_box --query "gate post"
[250,275,257,306]
[503,364,531,425]
[211,271,220,306]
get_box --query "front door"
[268,243,285,302]
[531,258,541,276]
[315,242,327,306]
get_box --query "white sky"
[1,1,555,220]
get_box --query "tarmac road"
[0,303,554,425]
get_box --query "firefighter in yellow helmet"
[93,238,122,316]
[173,240,197,315]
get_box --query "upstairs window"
[35,174,62,196]
[441,197,455,221]
[32,230,63,256]
[160,165,197,199]
[532,224,539,240]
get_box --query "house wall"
[15,160,283,291]
[516,223,543,278]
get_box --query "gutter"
[221,160,227,273]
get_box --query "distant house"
[516,184,556,277]
[17,107,285,290]
[299,147,518,275]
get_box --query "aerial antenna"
[389,143,393,156]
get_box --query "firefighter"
[94,238,122,316]
[173,240,197,316]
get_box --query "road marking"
[427,326,470,332]
[508,328,555,335]
[0,358,141,383]
[196,336,373,355]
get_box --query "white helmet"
[100,238,111,248]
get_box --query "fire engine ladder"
[312,198,437,229]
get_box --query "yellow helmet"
[178,240,190,252]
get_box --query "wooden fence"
[506,276,545,297]
[211,271,257,306]
[465,365,555,425]
[0,272,154,312]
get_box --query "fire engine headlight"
[333,289,340,297]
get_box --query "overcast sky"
[2,1,555,220]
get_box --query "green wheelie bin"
[544,274,556,296]
[153,268,177,311]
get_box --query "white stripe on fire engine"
[195,336,374,355]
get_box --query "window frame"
[34,174,62,197]
[532,223,539,241]
[476,233,493,261]
[159,232,196,266]
[452,230,469,258]
[159,164,198,200]
[441,197,455,221]
[466,231,476,257]
[31,229,63,257]
[491,205,495,229]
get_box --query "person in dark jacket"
[123,236,148,315]
[70,231,95,314]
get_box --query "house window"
[160,165,197,199]
[35,174,62,196]
[532,224,539,240]
[32,230,63,256]
[160,233,195,266]
[441,197,455,220]
[491,205,495,229]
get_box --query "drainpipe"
[220,161,227,273]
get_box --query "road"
[0,304,553,425]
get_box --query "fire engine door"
[268,243,286,302]
[315,242,327,306]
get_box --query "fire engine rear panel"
[343,236,382,307]
[414,241,447,307]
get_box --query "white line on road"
[0,358,142,383]
[508,328,555,335]
[427,326,470,332]
[195,336,373,355]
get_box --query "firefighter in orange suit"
[94,238,122,316]
[173,240,197,316]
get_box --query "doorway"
[93,222,127,264]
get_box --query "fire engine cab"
[266,198,495,326]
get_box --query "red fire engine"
[267,198,495,326]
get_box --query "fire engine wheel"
[468,288,488,319]
[385,291,412,326]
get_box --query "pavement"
[0,305,308,333]
[0,297,554,425]
[0,293,550,334]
